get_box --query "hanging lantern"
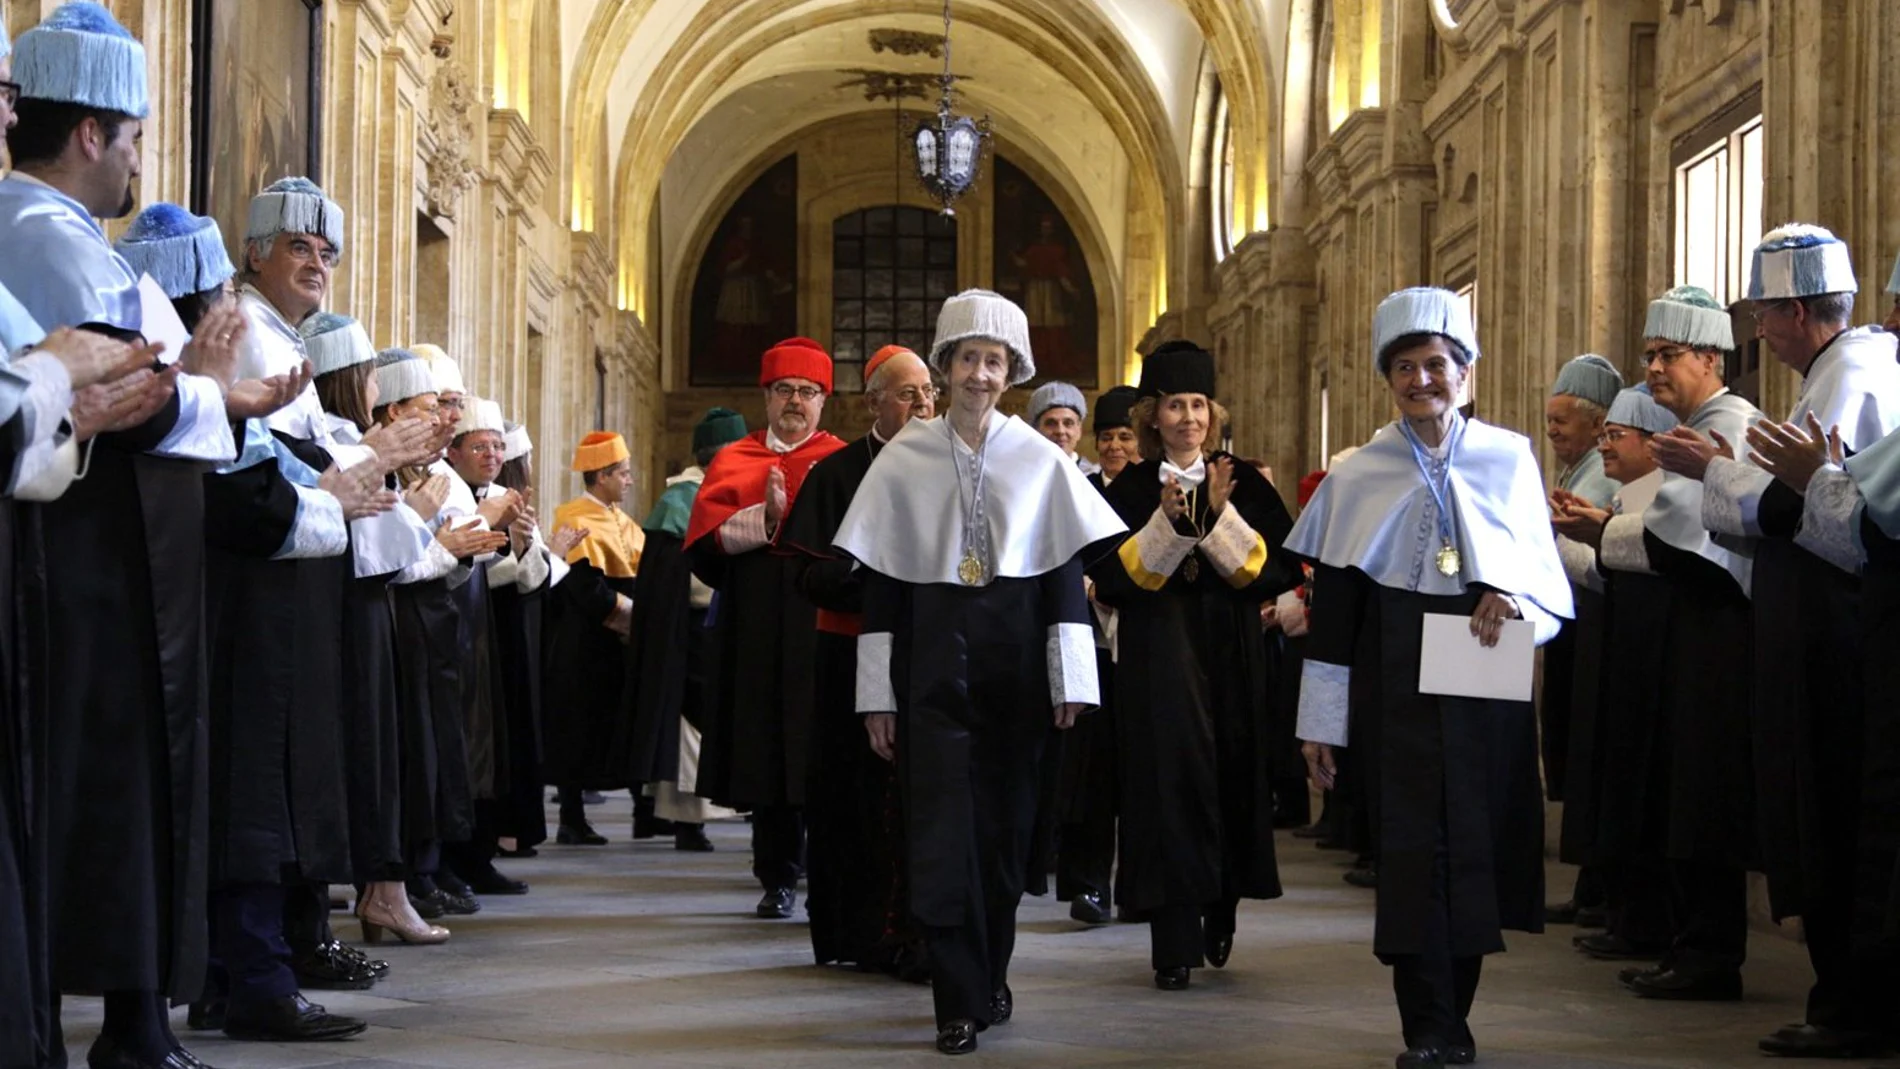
[910,1,991,216]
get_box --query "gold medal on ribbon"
[1181,555,1200,583]
[1435,543,1462,578]
[958,553,985,586]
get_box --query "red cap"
[863,344,916,385]
[1297,469,1328,508]
[760,337,833,393]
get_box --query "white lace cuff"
[1702,455,1770,538]
[856,631,895,713]
[272,485,348,560]
[1793,466,1865,574]
[1200,502,1268,586]
[1598,514,1654,574]
[1557,535,1604,593]
[1047,622,1098,707]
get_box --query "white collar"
[1159,454,1207,489]
[766,428,809,454]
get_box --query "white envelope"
[1416,613,1535,702]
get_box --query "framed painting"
[190,0,323,263]
[689,155,800,386]
[992,157,1098,387]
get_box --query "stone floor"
[58,794,1900,1068]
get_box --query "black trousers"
[751,805,805,892]
[211,884,299,1008]
[1054,808,1114,903]
[1602,855,1673,949]
[444,800,503,878]
[1800,891,1899,1032]
[1148,897,1237,970]
[281,880,331,962]
[1385,830,1479,1050]
[1666,859,1747,973]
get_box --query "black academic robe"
[627,529,697,785]
[0,478,54,1065]
[1643,534,1756,869]
[1089,457,1296,913]
[1565,570,1667,869]
[1305,565,1546,957]
[1748,481,1867,920]
[204,437,352,888]
[447,554,508,803]
[490,550,551,846]
[40,399,212,1000]
[542,560,635,790]
[781,434,913,968]
[691,537,820,810]
[1539,584,1604,803]
[391,574,475,847]
[1053,472,1119,862]
[1855,516,1900,950]
[340,562,407,882]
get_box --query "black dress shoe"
[633,815,678,839]
[1395,1047,1446,1068]
[1154,967,1191,990]
[757,888,796,919]
[1345,866,1379,888]
[292,942,376,991]
[1446,1023,1476,1065]
[1069,891,1110,925]
[222,993,368,1042]
[408,891,445,919]
[674,824,715,851]
[989,984,1012,1025]
[936,1020,979,1055]
[1574,906,1608,928]
[464,868,529,895]
[582,789,607,805]
[1757,1022,1891,1058]
[1576,933,1664,961]
[1625,967,1742,1001]
[495,845,539,858]
[186,999,225,1032]
[1546,899,1579,924]
[556,822,608,845]
[1204,927,1233,969]
[1617,962,1665,989]
[87,1034,223,1069]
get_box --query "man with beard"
[1539,353,1622,926]
[627,409,750,852]
[686,338,847,919]
[544,431,645,844]
[781,344,936,972]
[1665,226,1900,1058]
[0,7,307,1065]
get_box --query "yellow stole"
[554,494,645,579]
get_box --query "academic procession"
[5,0,1900,1067]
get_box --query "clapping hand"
[764,467,789,530]
[404,472,451,520]
[36,329,157,390]
[477,487,524,531]
[436,521,509,560]
[178,301,247,391]
[1549,488,1611,547]
[1160,473,1188,522]
[1204,456,1235,515]
[71,366,180,442]
[548,524,588,559]
[1649,425,1731,481]
[226,361,313,421]
[320,461,399,520]
[362,416,441,472]
[1747,413,1841,494]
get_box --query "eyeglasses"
[1750,300,1793,324]
[770,383,825,402]
[1595,428,1640,446]
[0,81,20,108]
[1641,346,1693,367]
[890,385,940,404]
[460,440,505,455]
[284,236,340,269]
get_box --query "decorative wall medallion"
[424,61,479,219]
[837,68,969,103]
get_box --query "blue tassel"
[13,5,149,117]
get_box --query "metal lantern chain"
[912,0,991,216]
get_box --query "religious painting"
[190,0,323,265]
[690,155,800,386]
[991,157,1097,387]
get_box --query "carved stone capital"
[423,60,479,219]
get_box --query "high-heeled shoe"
[357,888,450,945]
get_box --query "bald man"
[781,346,938,974]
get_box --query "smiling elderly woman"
[833,290,1124,1056]
[1286,288,1573,1069]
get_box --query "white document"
[136,274,192,360]
[1416,613,1535,702]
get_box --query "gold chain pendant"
[1435,543,1462,578]
[1181,554,1200,583]
[958,553,985,586]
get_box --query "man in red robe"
[686,337,847,918]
